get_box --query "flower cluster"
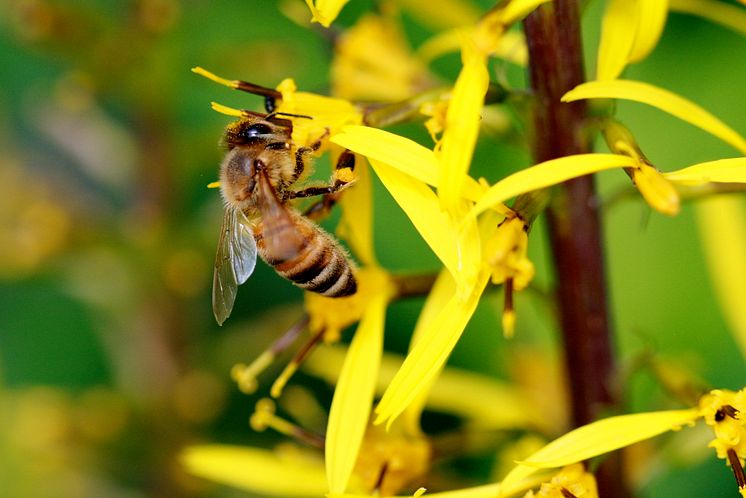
[186,0,746,496]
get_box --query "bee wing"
[256,170,306,261]
[212,208,257,325]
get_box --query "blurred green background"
[0,0,745,496]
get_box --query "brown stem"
[523,3,627,497]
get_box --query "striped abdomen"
[256,213,357,297]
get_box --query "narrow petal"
[500,409,700,493]
[562,80,746,154]
[596,0,638,80]
[470,154,637,218]
[305,0,349,27]
[669,0,746,36]
[665,157,746,185]
[695,197,746,359]
[276,79,362,148]
[438,41,489,212]
[182,444,327,495]
[337,158,376,266]
[374,270,490,428]
[331,125,484,201]
[628,0,668,63]
[401,270,457,433]
[634,163,680,216]
[326,296,387,494]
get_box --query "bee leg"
[302,191,343,221]
[293,128,332,179]
[288,150,357,206]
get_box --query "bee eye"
[243,123,272,139]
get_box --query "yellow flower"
[700,389,746,462]
[304,0,349,27]
[275,78,363,150]
[352,424,431,496]
[699,388,746,496]
[331,14,434,102]
[499,408,701,495]
[485,215,533,291]
[600,119,680,215]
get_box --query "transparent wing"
[231,209,257,284]
[212,208,257,325]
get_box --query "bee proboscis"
[212,111,357,325]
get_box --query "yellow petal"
[332,126,439,185]
[500,409,700,493]
[401,270,457,433]
[562,80,746,155]
[669,0,746,36]
[633,163,680,216]
[337,158,376,266]
[665,157,746,185]
[470,154,637,218]
[326,296,387,494]
[438,41,489,212]
[304,0,349,27]
[331,125,485,202]
[628,0,668,63]
[374,270,490,428]
[181,444,327,495]
[695,197,746,359]
[596,0,638,80]
[276,79,362,148]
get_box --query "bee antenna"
[267,111,313,121]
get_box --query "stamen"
[207,181,220,189]
[502,277,515,338]
[210,101,244,117]
[231,316,309,394]
[192,66,238,88]
[250,398,325,449]
[270,327,325,398]
[727,448,746,493]
[560,488,579,498]
[413,488,427,498]
[373,461,390,493]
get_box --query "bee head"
[219,147,260,208]
[223,113,292,149]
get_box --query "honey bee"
[212,111,357,325]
